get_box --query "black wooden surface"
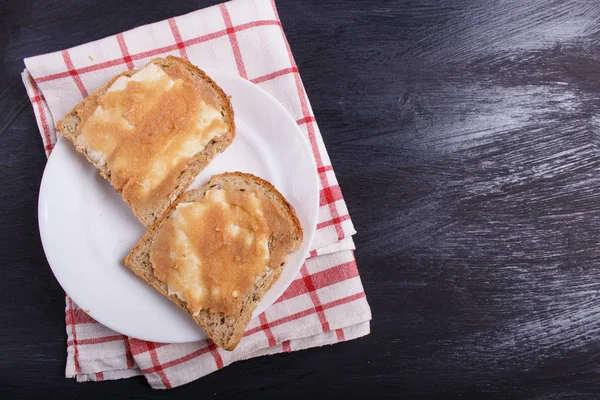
[3,0,600,398]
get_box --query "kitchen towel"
[23,0,370,389]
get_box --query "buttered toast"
[56,56,235,227]
[124,172,302,350]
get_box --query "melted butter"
[76,63,228,216]
[149,187,293,316]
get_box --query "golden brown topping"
[76,63,227,216]
[149,187,291,316]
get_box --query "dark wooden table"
[3,0,600,398]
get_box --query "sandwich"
[56,56,235,227]
[124,172,303,350]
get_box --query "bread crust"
[123,172,303,350]
[56,56,235,227]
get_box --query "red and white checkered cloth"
[22,0,371,389]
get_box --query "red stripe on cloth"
[141,344,213,374]
[37,71,71,82]
[127,338,147,355]
[296,116,315,125]
[67,334,124,346]
[37,58,130,82]
[147,342,172,389]
[27,74,53,153]
[336,328,345,341]
[219,3,248,79]
[168,18,189,60]
[180,29,228,47]
[282,340,291,352]
[309,249,318,258]
[232,19,281,31]
[207,340,224,369]
[61,50,89,98]
[319,185,343,207]
[64,307,97,325]
[66,297,81,374]
[116,34,134,70]
[95,372,104,381]
[323,291,365,309]
[259,313,277,347]
[301,265,330,332]
[245,292,366,337]
[130,44,181,61]
[276,260,360,303]
[317,214,350,230]
[251,66,297,84]
[123,338,135,369]
[269,0,345,240]
[305,124,344,235]
[128,339,169,355]
[317,165,333,174]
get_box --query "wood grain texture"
[2,0,600,398]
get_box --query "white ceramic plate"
[38,70,318,343]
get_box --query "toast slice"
[56,56,235,227]
[124,172,303,350]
